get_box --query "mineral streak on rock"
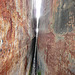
[0,0,33,75]
[38,0,75,75]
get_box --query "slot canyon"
[0,0,75,75]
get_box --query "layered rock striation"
[0,0,33,75]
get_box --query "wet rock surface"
[38,0,75,75]
[0,0,75,75]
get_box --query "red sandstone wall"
[0,0,33,75]
[38,0,75,75]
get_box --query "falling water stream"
[31,0,42,75]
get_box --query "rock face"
[0,0,75,75]
[0,0,33,75]
[38,0,75,75]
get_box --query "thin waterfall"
[31,0,42,75]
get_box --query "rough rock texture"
[38,0,75,75]
[0,0,33,75]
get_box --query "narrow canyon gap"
[0,0,75,75]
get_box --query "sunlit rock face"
[0,0,33,75]
[38,0,75,75]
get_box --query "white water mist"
[35,0,42,38]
